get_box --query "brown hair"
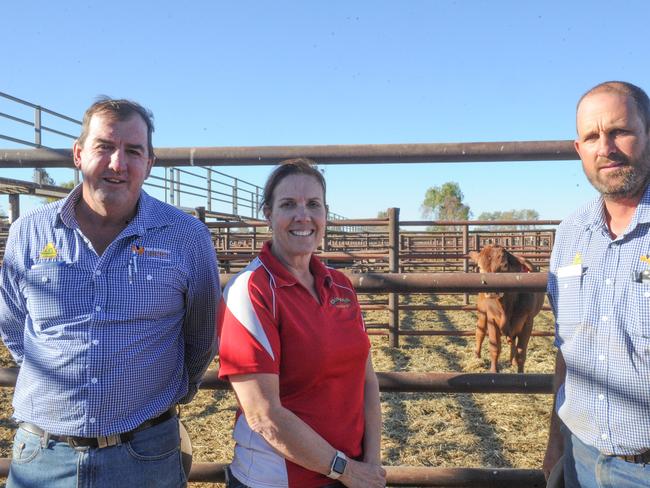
[77,96,155,158]
[261,158,326,209]
[578,81,650,132]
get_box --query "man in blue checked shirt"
[0,98,220,487]
[543,81,650,488]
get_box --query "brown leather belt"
[19,406,177,449]
[616,450,650,464]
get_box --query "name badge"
[557,263,582,278]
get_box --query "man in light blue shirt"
[544,81,650,488]
[0,98,220,487]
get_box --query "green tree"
[477,208,539,230]
[421,182,471,226]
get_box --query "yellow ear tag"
[641,255,650,265]
[572,252,582,265]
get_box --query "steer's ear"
[508,252,535,272]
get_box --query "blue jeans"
[7,417,186,488]
[564,429,650,488]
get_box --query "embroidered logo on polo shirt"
[39,242,58,259]
[572,252,582,265]
[330,297,351,308]
[130,245,171,261]
[641,255,650,266]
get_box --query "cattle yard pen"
[0,119,579,486]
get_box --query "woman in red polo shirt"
[218,158,385,488]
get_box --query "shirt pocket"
[555,274,583,327]
[24,262,91,328]
[118,263,186,321]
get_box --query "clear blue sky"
[2,1,649,220]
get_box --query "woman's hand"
[340,459,386,488]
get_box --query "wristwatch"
[327,450,348,479]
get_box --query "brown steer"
[468,245,544,373]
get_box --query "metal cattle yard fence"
[0,92,580,486]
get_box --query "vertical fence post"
[175,169,181,207]
[233,179,239,215]
[8,194,20,223]
[34,107,42,147]
[462,223,470,305]
[164,167,168,203]
[207,168,212,212]
[195,206,206,223]
[388,207,400,347]
[255,188,260,219]
[170,169,176,206]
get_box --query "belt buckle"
[97,435,121,449]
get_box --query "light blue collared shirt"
[548,185,650,455]
[0,185,220,436]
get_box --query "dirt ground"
[0,293,556,487]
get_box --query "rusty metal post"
[195,206,206,223]
[8,194,20,223]
[462,223,470,305]
[388,208,400,347]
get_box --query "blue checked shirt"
[548,185,650,456]
[0,185,220,437]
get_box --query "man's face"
[73,112,153,216]
[575,92,650,200]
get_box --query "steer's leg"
[475,312,487,359]
[488,322,501,373]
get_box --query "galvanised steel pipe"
[0,140,577,168]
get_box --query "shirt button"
[41,276,49,283]
[599,354,606,361]
[605,278,612,285]
[601,315,608,322]
[645,292,650,298]
[95,306,101,312]
[91,378,98,384]
[146,274,152,281]
[563,284,568,289]
[601,433,608,440]
[598,394,605,401]
[92,339,99,346]
[95,270,102,276]
[89,417,96,424]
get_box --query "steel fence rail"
[0,140,578,168]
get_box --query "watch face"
[333,456,347,474]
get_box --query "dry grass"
[0,293,556,487]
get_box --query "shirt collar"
[579,183,650,235]
[258,241,332,288]
[58,185,174,236]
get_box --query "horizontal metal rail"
[220,272,549,293]
[0,457,545,487]
[0,368,552,394]
[0,140,578,168]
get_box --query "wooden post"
[388,207,400,347]
[8,194,19,223]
